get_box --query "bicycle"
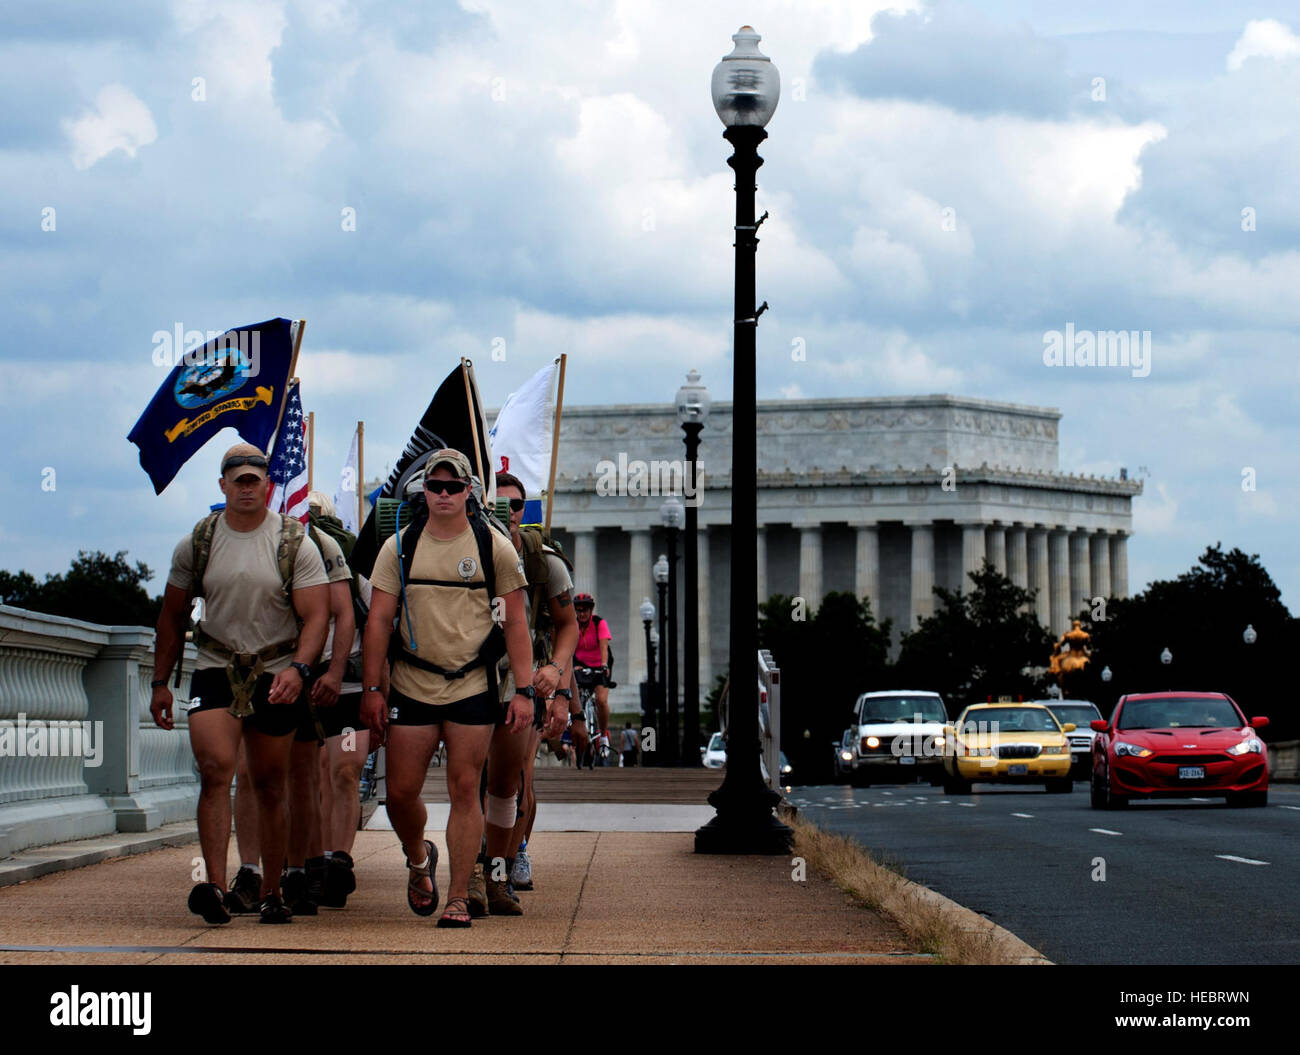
[574,666,610,769]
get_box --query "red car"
[1090,691,1269,809]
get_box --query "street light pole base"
[693,811,794,855]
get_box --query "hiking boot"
[259,893,292,924]
[224,866,261,915]
[467,861,488,918]
[486,877,523,916]
[282,869,317,916]
[510,849,533,891]
[322,851,356,908]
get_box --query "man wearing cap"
[362,449,535,927]
[150,442,330,925]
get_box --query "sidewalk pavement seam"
[558,831,600,963]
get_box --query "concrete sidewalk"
[0,828,930,965]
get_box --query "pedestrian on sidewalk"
[621,722,639,767]
[150,443,330,925]
[361,451,534,928]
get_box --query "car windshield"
[1048,704,1100,725]
[960,707,1060,732]
[859,696,946,723]
[1118,697,1242,730]
[708,733,724,750]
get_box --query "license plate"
[899,755,916,765]
[1008,764,1028,775]
[1178,766,1205,780]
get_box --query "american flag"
[267,381,309,522]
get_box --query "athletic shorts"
[320,691,365,740]
[188,668,309,738]
[387,687,500,727]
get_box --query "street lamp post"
[695,26,792,853]
[677,370,710,766]
[661,497,684,765]
[640,596,656,745]
[653,555,669,765]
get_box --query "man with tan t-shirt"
[361,450,534,928]
[150,442,329,925]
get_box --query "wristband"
[546,661,565,676]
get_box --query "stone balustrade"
[0,605,198,858]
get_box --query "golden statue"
[1049,619,1092,682]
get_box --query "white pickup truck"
[847,690,950,786]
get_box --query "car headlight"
[1114,742,1152,758]
[934,735,945,747]
[1227,737,1263,756]
[865,736,880,749]
[781,763,792,774]
[839,750,853,762]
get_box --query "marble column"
[1006,525,1028,590]
[798,525,823,607]
[960,521,985,591]
[853,523,880,617]
[572,528,597,598]
[627,528,652,688]
[696,527,712,690]
[1109,532,1129,599]
[910,523,936,626]
[1090,530,1112,604]
[985,523,1007,576]
[756,526,768,604]
[1027,527,1050,627]
[1048,528,1070,635]
[1069,530,1090,620]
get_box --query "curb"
[0,823,200,888]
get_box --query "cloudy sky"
[3,0,1298,616]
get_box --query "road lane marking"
[1089,828,1123,835]
[1011,812,1034,818]
[958,803,977,807]
[1190,797,1210,802]
[1278,805,1300,811]
[1215,854,1269,866]
[937,800,951,804]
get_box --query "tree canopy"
[0,550,162,628]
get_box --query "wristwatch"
[515,686,537,699]
[365,685,384,694]
[290,661,312,681]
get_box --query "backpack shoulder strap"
[190,512,222,598]
[277,514,306,601]
[470,516,498,603]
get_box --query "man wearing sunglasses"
[362,450,534,927]
[151,442,330,924]
[472,471,577,909]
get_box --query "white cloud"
[62,83,157,169]
[1227,18,1300,71]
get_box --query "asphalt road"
[790,779,1300,965]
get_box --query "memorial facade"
[544,394,1142,712]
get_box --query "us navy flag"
[350,360,494,578]
[127,318,296,494]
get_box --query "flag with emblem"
[267,380,310,522]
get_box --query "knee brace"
[484,791,517,828]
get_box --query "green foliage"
[758,590,893,783]
[0,551,162,628]
[1081,544,1296,736]
[893,561,1054,710]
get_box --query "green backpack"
[307,510,360,607]
[516,525,575,661]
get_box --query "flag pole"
[460,357,487,490]
[544,354,567,533]
[307,411,315,492]
[356,420,365,530]
[271,320,306,446]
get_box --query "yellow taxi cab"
[942,700,1077,794]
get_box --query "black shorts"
[188,668,309,738]
[319,691,365,740]
[387,687,500,727]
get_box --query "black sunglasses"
[425,478,468,495]
[507,498,525,512]
[222,455,268,473]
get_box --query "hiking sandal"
[188,881,231,925]
[405,839,439,917]
[436,896,472,929]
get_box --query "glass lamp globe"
[653,554,669,585]
[1243,624,1257,645]
[661,496,685,530]
[640,597,656,623]
[711,26,780,128]
[1160,647,1172,665]
[1101,666,1112,683]
[676,369,712,426]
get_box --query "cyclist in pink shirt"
[572,593,612,750]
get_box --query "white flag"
[487,360,558,519]
[334,426,360,534]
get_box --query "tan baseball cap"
[221,442,269,479]
[424,448,472,480]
